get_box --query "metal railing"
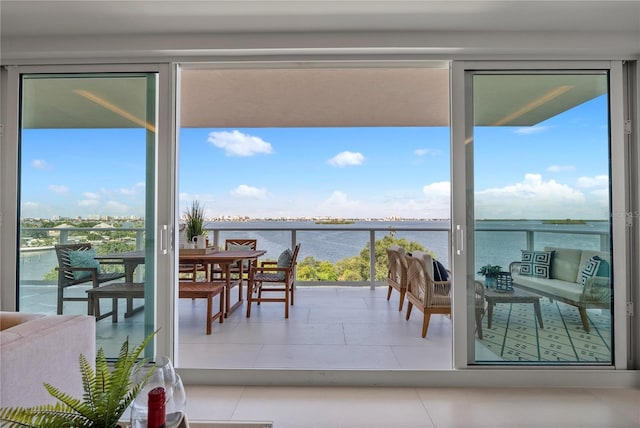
[19,222,610,288]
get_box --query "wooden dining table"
[179,249,266,317]
[95,248,266,317]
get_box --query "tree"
[297,233,434,282]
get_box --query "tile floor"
[178,286,456,370]
[184,385,640,428]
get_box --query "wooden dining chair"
[404,250,452,338]
[210,238,258,280]
[386,245,408,311]
[247,243,300,318]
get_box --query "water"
[19,220,609,281]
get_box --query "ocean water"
[19,220,609,281]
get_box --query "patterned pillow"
[520,250,554,278]
[68,249,100,280]
[580,256,603,285]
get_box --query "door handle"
[455,225,464,255]
[160,224,168,255]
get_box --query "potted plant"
[0,332,156,428]
[478,264,503,288]
[184,200,205,242]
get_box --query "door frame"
[450,60,628,369]
[0,63,177,360]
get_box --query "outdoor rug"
[479,299,611,362]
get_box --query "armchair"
[386,245,408,311]
[405,251,452,338]
[55,243,126,315]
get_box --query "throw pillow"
[580,256,604,285]
[432,260,448,282]
[68,249,100,280]
[275,248,293,280]
[520,250,554,278]
[596,257,610,278]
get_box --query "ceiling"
[2,1,639,37]
[8,1,632,129]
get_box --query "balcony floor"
[178,285,456,370]
[23,284,498,370]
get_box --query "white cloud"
[120,182,145,196]
[418,181,451,218]
[328,151,365,167]
[83,191,101,200]
[31,159,50,169]
[78,199,100,207]
[576,175,609,189]
[230,185,267,199]
[105,201,129,212]
[514,125,551,135]
[414,148,441,157]
[547,165,575,172]
[208,130,273,157]
[48,184,69,194]
[474,173,611,219]
[317,191,362,216]
[23,201,39,208]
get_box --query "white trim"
[0,64,175,360]
[0,66,20,311]
[609,61,629,369]
[450,60,628,370]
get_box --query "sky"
[20,94,610,221]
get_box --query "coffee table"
[484,287,544,329]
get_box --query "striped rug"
[478,299,611,363]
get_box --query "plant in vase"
[184,200,205,242]
[478,264,503,288]
[0,332,157,428]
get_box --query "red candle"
[147,387,166,428]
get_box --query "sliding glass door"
[452,62,627,367]
[16,72,160,358]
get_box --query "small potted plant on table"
[478,264,503,289]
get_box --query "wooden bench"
[179,282,225,334]
[86,282,144,323]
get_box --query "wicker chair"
[247,244,300,318]
[405,251,452,338]
[474,280,486,339]
[386,245,408,311]
[55,243,126,316]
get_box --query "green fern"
[0,331,157,428]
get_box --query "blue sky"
[20,95,609,221]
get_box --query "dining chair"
[386,245,408,311]
[247,243,300,318]
[404,250,452,338]
[210,238,258,280]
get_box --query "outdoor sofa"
[509,246,611,332]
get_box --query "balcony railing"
[19,222,610,288]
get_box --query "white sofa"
[509,247,611,332]
[0,312,95,408]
